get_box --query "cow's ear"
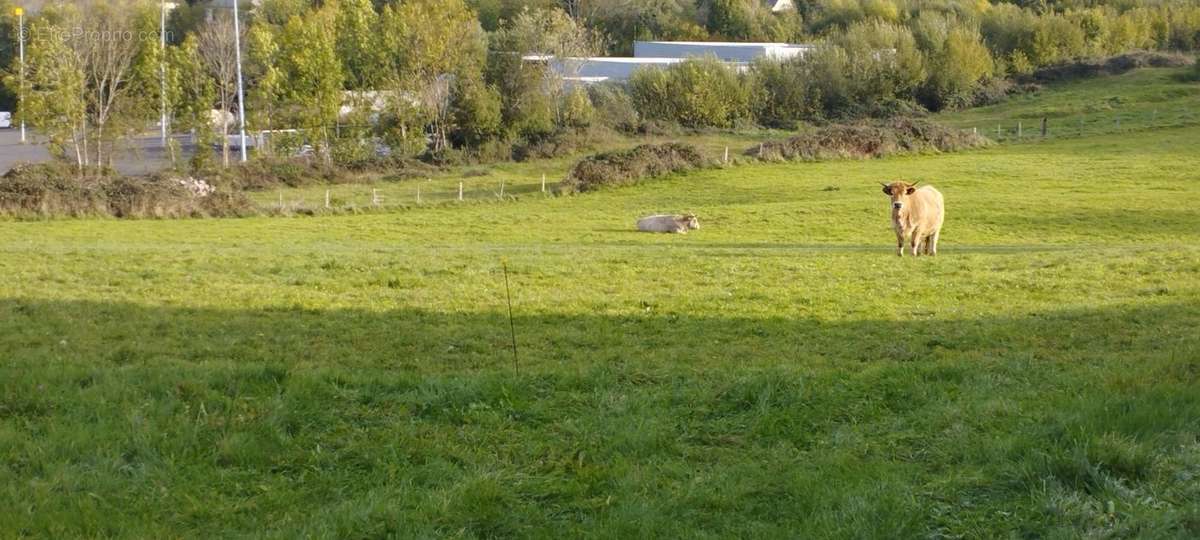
[881,185,892,195]
[905,187,916,195]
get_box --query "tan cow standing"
[881,181,944,257]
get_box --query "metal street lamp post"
[232,0,247,162]
[16,6,25,144]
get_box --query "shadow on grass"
[2,298,1198,538]
[2,297,1195,374]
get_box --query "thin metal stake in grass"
[502,262,519,373]
[459,182,463,201]
[324,189,330,209]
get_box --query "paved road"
[0,129,219,176]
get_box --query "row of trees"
[2,0,1198,173]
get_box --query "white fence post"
[324,189,330,209]
[541,174,546,193]
[458,182,463,201]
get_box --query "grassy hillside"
[1,70,1199,537]
[938,67,1200,141]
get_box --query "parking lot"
[0,129,215,176]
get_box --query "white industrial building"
[528,40,814,85]
[633,41,814,63]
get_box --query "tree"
[276,6,344,161]
[380,0,486,153]
[488,8,603,135]
[0,0,19,112]
[246,24,285,157]
[69,0,158,170]
[336,0,384,90]
[166,36,216,171]
[197,14,243,167]
[11,18,86,172]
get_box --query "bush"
[0,164,255,219]
[450,80,504,147]
[588,83,641,132]
[561,143,711,193]
[750,118,991,162]
[560,87,596,129]
[629,57,751,128]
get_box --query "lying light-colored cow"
[637,213,700,234]
[881,181,944,256]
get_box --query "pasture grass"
[1,68,1199,537]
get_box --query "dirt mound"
[562,143,712,193]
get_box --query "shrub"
[750,118,991,162]
[330,137,378,170]
[629,57,751,128]
[560,87,596,129]
[561,143,711,193]
[588,83,641,132]
[450,80,504,148]
[919,26,996,111]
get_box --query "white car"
[0,112,11,129]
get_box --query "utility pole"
[232,0,248,162]
[160,0,168,146]
[16,6,25,144]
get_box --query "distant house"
[768,0,797,13]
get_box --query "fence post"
[1017,121,1022,138]
[278,190,283,209]
[324,189,330,209]
[416,186,421,205]
[541,174,546,193]
[758,143,764,158]
[997,124,1001,139]
[372,188,379,207]
[499,179,505,198]
[458,182,463,202]
[724,146,729,164]
[972,127,977,136]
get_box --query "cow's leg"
[895,231,906,257]
[928,230,940,256]
[910,228,923,257]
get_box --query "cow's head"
[681,213,700,230]
[881,181,919,211]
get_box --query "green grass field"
[2,69,1199,537]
